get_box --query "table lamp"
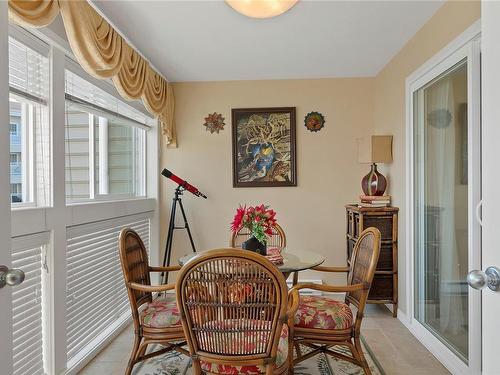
[357,135,393,196]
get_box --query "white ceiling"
[91,1,443,82]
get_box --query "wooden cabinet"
[346,204,399,317]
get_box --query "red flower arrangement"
[230,204,277,245]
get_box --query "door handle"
[467,266,500,291]
[475,199,483,226]
[0,265,25,289]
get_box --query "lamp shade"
[225,0,298,19]
[357,135,393,164]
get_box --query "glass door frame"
[405,21,481,375]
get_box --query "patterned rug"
[133,340,384,375]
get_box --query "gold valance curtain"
[8,0,177,147]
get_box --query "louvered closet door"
[66,212,151,367]
[11,233,50,375]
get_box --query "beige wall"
[373,0,480,314]
[160,0,480,310]
[161,78,374,284]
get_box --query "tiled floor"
[79,305,450,375]
[361,306,450,375]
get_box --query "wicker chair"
[290,227,381,375]
[230,222,286,249]
[118,228,188,375]
[176,248,299,375]
[230,223,297,283]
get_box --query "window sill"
[11,197,157,237]
[65,195,149,206]
[11,202,38,210]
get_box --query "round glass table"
[178,248,325,278]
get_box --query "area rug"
[133,339,384,375]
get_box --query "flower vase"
[242,236,267,255]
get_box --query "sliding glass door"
[408,32,481,374]
[414,61,469,360]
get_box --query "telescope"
[161,169,207,198]
[161,169,206,283]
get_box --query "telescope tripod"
[161,186,196,284]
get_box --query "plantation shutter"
[65,213,151,367]
[11,232,50,375]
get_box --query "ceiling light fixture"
[225,0,298,19]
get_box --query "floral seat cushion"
[199,320,289,374]
[140,294,181,328]
[294,295,353,330]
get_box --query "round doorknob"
[467,270,487,289]
[467,266,500,291]
[0,265,25,288]
[6,269,25,286]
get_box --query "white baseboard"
[321,292,347,300]
[286,279,323,295]
[396,308,411,329]
[379,303,411,329]
[383,303,393,314]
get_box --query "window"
[64,105,91,200]
[11,183,22,203]
[10,123,18,135]
[8,32,50,206]
[5,25,159,375]
[10,153,20,163]
[96,119,145,196]
[65,68,149,202]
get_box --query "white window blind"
[9,28,51,207]
[96,119,145,196]
[11,232,50,375]
[65,67,148,202]
[9,31,49,104]
[65,67,151,130]
[66,213,151,367]
[65,109,92,201]
[107,122,135,194]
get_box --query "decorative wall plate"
[304,111,325,132]
[203,112,225,133]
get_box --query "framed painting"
[232,107,297,187]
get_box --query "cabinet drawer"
[363,215,393,240]
[377,244,393,270]
[368,274,394,300]
[348,240,392,271]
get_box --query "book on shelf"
[358,195,391,207]
[359,195,391,202]
[358,202,390,208]
[360,199,391,203]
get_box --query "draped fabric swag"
[8,0,177,147]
